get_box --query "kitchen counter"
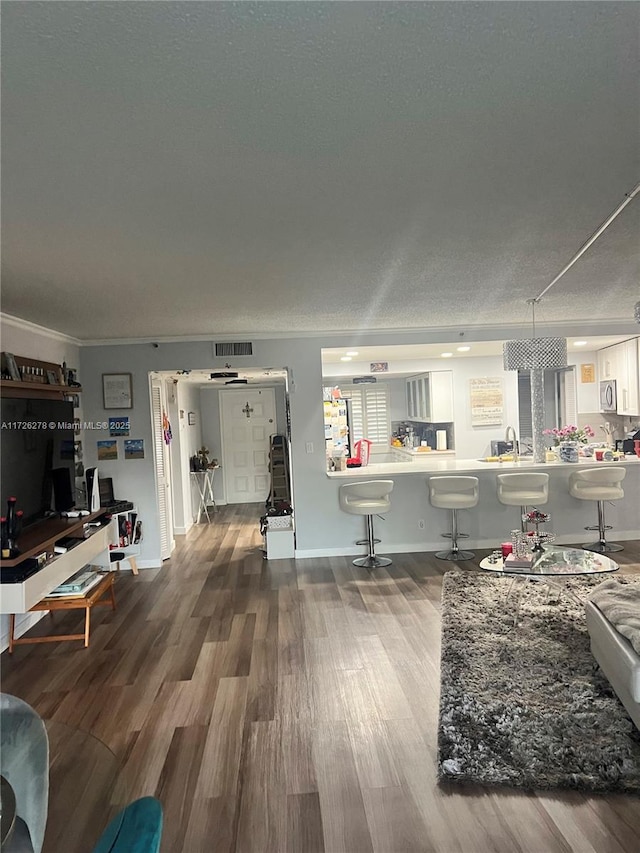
[313,454,639,561]
[327,454,638,478]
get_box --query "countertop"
[326,454,639,478]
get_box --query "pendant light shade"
[503,337,568,370]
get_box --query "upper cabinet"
[406,371,454,422]
[597,345,619,382]
[617,338,639,416]
[597,338,640,416]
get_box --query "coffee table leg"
[84,606,91,647]
[505,576,526,627]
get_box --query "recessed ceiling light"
[573,340,588,347]
[441,352,453,358]
[340,356,352,362]
[456,346,471,352]
[346,351,359,357]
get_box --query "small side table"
[190,468,218,523]
[8,572,116,653]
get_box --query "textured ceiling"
[1,2,639,342]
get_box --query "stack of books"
[47,566,104,597]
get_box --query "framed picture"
[469,377,504,426]
[109,416,130,436]
[580,363,595,383]
[2,352,21,382]
[188,411,196,425]
[124,439,144,460]
[46,370,58,385]
[102,373,133,409]
[370,362,389,373]
[97,440,118,461]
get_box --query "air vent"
[215,342,253,357]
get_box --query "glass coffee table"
[479,545,619,626]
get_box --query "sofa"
[585,590,640,731]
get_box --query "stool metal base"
[435,548,475,562]
[354,513,391,570]
[353,555,392,568]
[582,541,624,554]
[582,500,623,555]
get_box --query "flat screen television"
[1,396,76,528]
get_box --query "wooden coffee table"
[8,572,116,652]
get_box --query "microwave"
[599,380,617,413]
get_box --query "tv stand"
[0,512,110,613]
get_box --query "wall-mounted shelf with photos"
[1,353,82,400]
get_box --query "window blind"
[341,385,390,446]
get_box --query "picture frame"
[370,361,389,373]
[46,370,58,385]
[580,363,595,384]
[102,373,133,409]
[3,352,21,382]
[188,411,196,425]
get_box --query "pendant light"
[503,300,567,463]
[503,181,639,464]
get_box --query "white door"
[221,388,276,504]
[150,376,174,560]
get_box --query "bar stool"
[568,467,626,553]
[428,476,479,561]
[496,473,549,532]
[339,480,394,568]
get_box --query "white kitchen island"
[319,456,640,559]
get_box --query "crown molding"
[0,313,82,347]
[3,314,636,348]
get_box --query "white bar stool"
[428,476,479,561]
[568,467,626,553]
[496,473,549,532]
[339,480,394,568]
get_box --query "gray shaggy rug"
[438,571,640,795]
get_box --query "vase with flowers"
[543,425,595,463]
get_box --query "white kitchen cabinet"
[597,345,619,381]
[406,371,453,422]
[616,337,640,416]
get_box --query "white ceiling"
[1,2,639,342]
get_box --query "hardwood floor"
[2,505,639,853]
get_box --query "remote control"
[62,510,80,518]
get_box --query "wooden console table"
[8,572,116,653]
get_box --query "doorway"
[220,388,277,504]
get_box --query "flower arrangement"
[542,425,595,445]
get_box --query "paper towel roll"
[436,430,447,451]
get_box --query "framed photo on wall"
[103,373,133,409]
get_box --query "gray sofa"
[585,599,640,731]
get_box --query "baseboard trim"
[295,530,640,560]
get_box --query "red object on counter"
[501,542,513,558]
[353,438,372,466]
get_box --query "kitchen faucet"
[504,425,519,463]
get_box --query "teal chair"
[91,797,163,853]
